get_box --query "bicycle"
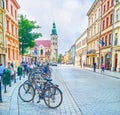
[18,74,63,109]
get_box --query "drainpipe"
[110,1,115,71]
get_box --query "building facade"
[31,39,51,62]
[70,45,76,64]
[75,30,87,67]
[0,0,6,66]
[100,0,114,70]
[111,0,120,72]
[50,22,58,62]
[5,0,20,67]
[87,0,101,68]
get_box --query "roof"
[35,40,51,48]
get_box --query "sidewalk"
[0,75,26,115]
[84,67,120,79]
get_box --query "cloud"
[17,0,94,54]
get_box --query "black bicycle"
[18,75,63,109]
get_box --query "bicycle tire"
[44,86,63,109]
[18,83,35,102]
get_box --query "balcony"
[87,49,96,54]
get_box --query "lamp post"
[0,77,2,102]
[110,0,115,71]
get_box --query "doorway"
[114,53,118,71]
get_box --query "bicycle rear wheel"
[18,83,35,102]
[44,86,63,109]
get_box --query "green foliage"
[18,14,42,55]
[58,54,62,63]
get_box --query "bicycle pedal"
[37,100,40,103]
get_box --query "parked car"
[51,62,57,66]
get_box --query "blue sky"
[17,0,95,54]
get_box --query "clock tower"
[50,22,58,62]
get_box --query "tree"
[18,14,42,55]
[58,54,62,63]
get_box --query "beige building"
[87,0,101,68]
[75,30,87,67]
[0,0,6,66]
[111,0,120,72]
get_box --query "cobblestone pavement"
[58,65,120,115]
[0,65,120,115]
[18,67,83,115]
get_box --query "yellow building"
[111,0,120,72]
[6,0,20,67]
[0,0,6,66]
[87,0,101,68]
[75,30,87,67]
[67,50,71,64]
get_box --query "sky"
[17,0,95,54]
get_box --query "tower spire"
[51,22,57,35]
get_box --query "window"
[103,20,105,30]
[110,14,113,25]
[114,33,118,45]
[94,26,96,34]
[116,9,120,21]
[40,49,43,55]
[11,5,13,16]
[11,24,14,34]
[109,34,112,45]
[103,5,106,13]
[106,17,109,27]
[13,49,15,60]
[0,0,4,8]
[6,0,8,11]
[15,27,17,36]
[17,51,18,60]
[8,48,10,59]
[107,1,110,10]
[15,10,17,20]
[105,35,107,46]
[111,0,114,6]
[7,20,9,32]
[0,13,3,24]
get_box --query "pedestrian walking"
[101,63,105,73]
[93,62,96,72]
[0,64,5,79]
[8,62,15,79]
[10,61,14,68]
[83,62,85,69]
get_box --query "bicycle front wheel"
[44,86,63,109]
[18,83,35,102]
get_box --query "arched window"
[40,49,43,55]
[0,0,4,9]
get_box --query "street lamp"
[98,0,102,69]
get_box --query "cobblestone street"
[0,65,120,115]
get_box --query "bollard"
[17,66,23,80]
[4,84,7,93]
[0,77,2,102]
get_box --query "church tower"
[50,22,58,62]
